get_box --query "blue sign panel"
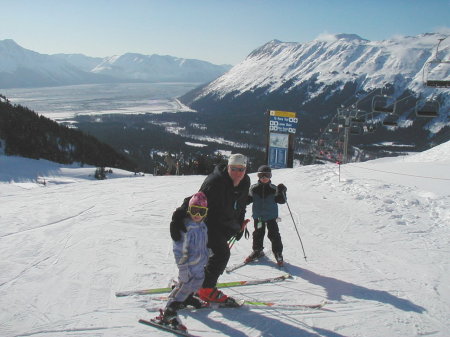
[268,133,289,168]
[269,147,288,168]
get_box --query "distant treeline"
[0,94,136,171]
[74,113,266,174]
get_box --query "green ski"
[116,273,292,297]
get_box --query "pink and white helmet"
[189,191,208,208]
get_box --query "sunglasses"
[258,173,272,179]
[188,205,208,217]
[230,167,246,172]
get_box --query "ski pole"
[283,191,307,261]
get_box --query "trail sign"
[269,110,298,134]
[266,110,298,168]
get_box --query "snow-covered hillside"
[1,142,449,336]
[196,33,449,100]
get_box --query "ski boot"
[182,293,207,309]
[274,252,284,266]
[244,249,264,263]
[152,303,187,331]
[197,287,241,307]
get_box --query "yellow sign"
[269,110,297,118]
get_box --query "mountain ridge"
[0,39,232,88]
[192,32,449,100]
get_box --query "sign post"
[266,110,298,168]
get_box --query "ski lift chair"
[423,61,450,88]
[423,38,450,88]
[372,95,397,114]
[350,125,362,135]
[426,79,450,88]
[383,114,399,126]
[415,100,440,117]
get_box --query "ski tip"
[115,291,132,297]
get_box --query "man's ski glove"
[276,183,287,194]
[170,207,187,241]
[235,219,251,241]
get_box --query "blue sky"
[1,0,449,65]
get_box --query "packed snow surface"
[1,142,449,336]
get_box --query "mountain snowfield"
[194,33,450,113]
[1,142,449,337]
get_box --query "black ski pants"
[252,218,283,254]
[202,230,230,288]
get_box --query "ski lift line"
[344,164,450,181]
[341,86,386,112]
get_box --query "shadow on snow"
[287,264,426,314]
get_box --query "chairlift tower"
[343,117,351,163]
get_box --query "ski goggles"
[188,205,208,217]
[257,172,272,179]
[230,166,246,172]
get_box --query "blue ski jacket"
[247,181,286,221]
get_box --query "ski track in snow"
[1,144,449,336]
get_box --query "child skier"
[153,192,209,331]
[246,165,287,266]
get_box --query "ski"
[116,273,292,297]
[148,298,326,311]
[226,251,290,273]
[243,299,326,310]
[226,251,268,273]
[138,318,198,337]
[225,260,250,273]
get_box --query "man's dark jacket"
[200,163,250,240]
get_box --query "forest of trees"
[0,94,137,171]
[73,113,266,174]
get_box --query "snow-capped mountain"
[194,33,448,98]
[91,53,231,83]
[181,33,449,141]
[0,39,116,88]
[0,39,231,88]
